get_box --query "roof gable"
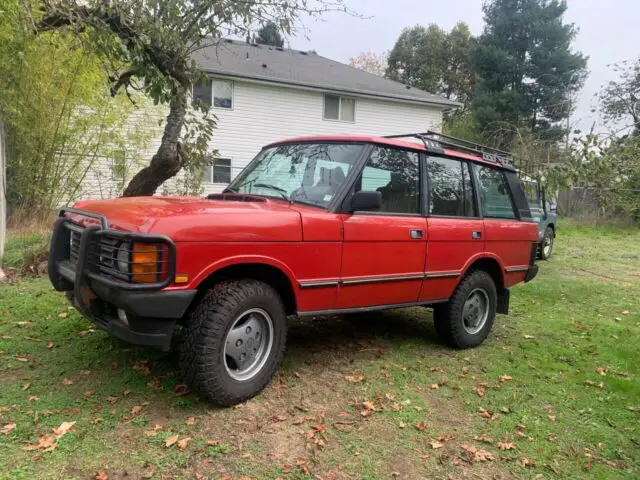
[191,40,460,108]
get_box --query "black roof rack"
[384,131,516,169]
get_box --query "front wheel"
[434,270,497,349]
[179,280,287,406]
[538,227,554,260]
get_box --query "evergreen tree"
[256,21,285,47]
[472,0,587,145]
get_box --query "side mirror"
[349,191,382,212]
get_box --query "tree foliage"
[472,0,588,146]
[348,51,388,77]
[256,21,285,47]
[39,0,351,197]
[386,22,476,106]
[598,58,640,138]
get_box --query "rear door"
[338,146,427,309]
[419,156,484,302]
[475,165,535,283]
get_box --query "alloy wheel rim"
[223,308,274,382]
[543,236,552,256]
[462,288,490,335]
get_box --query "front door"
[420,156,484,302]
[338,146,427,309]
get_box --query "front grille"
[67,224,83,266]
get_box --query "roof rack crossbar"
[384,131,515,167]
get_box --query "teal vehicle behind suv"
[523,179,557,260]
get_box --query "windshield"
[227,143,364,208]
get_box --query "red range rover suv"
[48,132,539,405]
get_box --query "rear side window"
[427,157,476,217]
[475,165,516,219]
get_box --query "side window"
[427,157,476,217]
[475,165,517,219]
[354,147,420,214]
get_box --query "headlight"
[131,243,162,283]
[116,242,131,273]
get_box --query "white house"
[80,39,459,198]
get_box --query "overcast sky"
[289,0,640,134]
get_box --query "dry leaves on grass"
[177,437,191,451]
[474,434,494,444]
[165,434,179,448]
[474,383,488,397]
[498,374,513,382]
[522,334,535,339]
[58,312,68,319]
[174,384,189,396]
[429,440,444,449]
[518,457,536,468]
[132,360,151,376]
[596,367,607,376]
[460,443,494,462]
[2,423,16,435]
[430,383,439,390]
[360,401,376,417]
[21,383,30,391]
[47,341,54,349]
[131,405,143,415]
[95,471,108,480]
[415,422,426,431]
[15,357,29,363]
[62,378,73,386]
[271,415,287,422]
[497,441,517,451]
[344,374,365,383]
[185,416,197,425]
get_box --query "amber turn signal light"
[131,243,162,283]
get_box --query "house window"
[324,94,355,122]
[204,158,232,184]
[193,78,233,109]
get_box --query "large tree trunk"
[122,85,189,197]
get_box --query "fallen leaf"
[132,360,151,376]
[523,334,535,339]
[519,457,536,468]
[53,421,76,438]
[475,385,486,397]
[95,471,108,480]
[47,341,54,349]
[142,465,155,479]
[131,405,143,415]
[206,439,220,446]
[174,384,189,396]
[399,422,406,428]
[2,423,16,435]
[415,422,426,431]
[62,378,73,386]
[499,374,513,382]
[361,401,376,416]
[84,390,96,400]
[548,434,558,442]
[165,434,179,448]
[58,312,68,319]
[177,437,191,451]
[21,383,31,391]
[596,367,606,376]
[184,416,197,425]
[15,357,29,362]
[437,434,455,442]
[22,435,56,452]
[621,310,630,315]
[498,441,517,450]
[272,415,287,422]
[344,374,365,383]
[474,434,494,444]
[461,443,494,462]
[430,383,439,390]
[429,440,443,449]
[28,396,40,401]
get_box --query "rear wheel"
[434,270,497,349]
[179,279,287,406]
[538,227,554,260]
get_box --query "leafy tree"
[348,51,388,77]
[386,22,476,106]
[256,21,284,47]
[472,0,588,146]
[39,0,350,197]
[598,58,640,137]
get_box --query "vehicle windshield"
[227,143,364,208]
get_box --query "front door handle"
[410,229,424,239]
[472,231,482,239]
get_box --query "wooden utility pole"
[0,115,6,282]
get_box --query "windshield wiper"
[251,183,291,203]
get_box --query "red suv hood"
[72,196,303,242]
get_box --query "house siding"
[75,79,444,200]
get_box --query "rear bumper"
[49,209,195,350]
[524,265,539,283]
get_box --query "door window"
[475,165,517,219]
[427,157,477,217]
[354,147,420,214]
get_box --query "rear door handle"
[410,229,424,239]
[472,231,482,239]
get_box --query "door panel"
[484,219,536,286]
[419,218,484,301]
[338,214,427,308]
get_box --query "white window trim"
[323,94,356,123]
[211,78,234,110]
[204,158,232,185]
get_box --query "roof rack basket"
[384,131,515,168]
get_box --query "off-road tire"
[538,227,554,260]
[434,270,497,349]
[179,279,287,406]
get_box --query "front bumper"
[48,209,195,350]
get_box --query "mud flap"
[497,288,510,315]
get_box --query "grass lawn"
[0,222,639,479]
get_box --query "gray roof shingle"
[191,39,460,108]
